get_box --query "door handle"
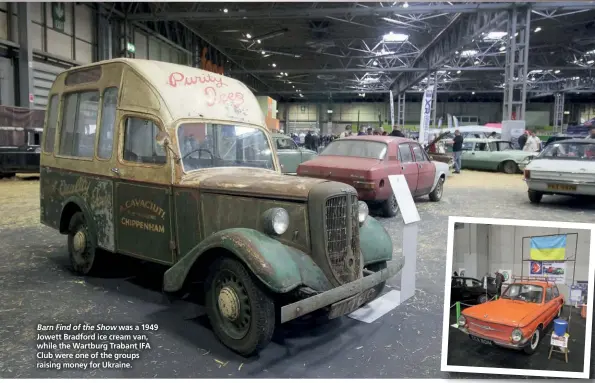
[111,167,120,175]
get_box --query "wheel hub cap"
[218,286,240,321]
[73,231,86,253]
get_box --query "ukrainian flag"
[530,235,567,261]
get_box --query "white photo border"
[440,216,595,379]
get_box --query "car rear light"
[523,170,530,179]
[354,181,376,190]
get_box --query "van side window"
[43,95,59,152]
[123,117,166,164]
[58,91,99,158]
[97,87,118,159]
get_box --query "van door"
[114,115,175,265]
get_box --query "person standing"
[452,129,464,174]
[494,270,504,297]
[340,126,352,138]
[518,130,528,150]
[523,131,540,152]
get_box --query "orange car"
[456,279,564,354]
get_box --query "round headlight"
[263,208,289,235]
[358,201,369,224]
[511,328,523,343]
[458,315,466,327]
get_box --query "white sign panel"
[389,90,395,129]
[388,174,420,225]
[543,262,566,284]
[418,85,434,145]
[447,114,453,130]
[453,115,459,128]
[458,268,466,277]
[550,334,569,348]
[501,120,526,145]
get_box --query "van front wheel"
[205,257,276,356]
[67,212,99,275]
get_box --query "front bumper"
[280,259,403,323]
[525,179,595,196]
[458,326,529,350]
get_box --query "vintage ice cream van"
[39,58,402,355]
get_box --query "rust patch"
[221,233,274,276]
[181,167,327,200]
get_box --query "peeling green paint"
[163,228,333,294]
[360,216,393,266]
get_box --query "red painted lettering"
[168,72,184,88]
[167,72,226,89]
[204,87,245,108]
[205,86,217,107]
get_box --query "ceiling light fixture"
[499,46,506,52]
[261,50,266,55]
[457,70,461,74]
[272,63,276,67]
[554,70,560,74]
[403,2,409,8]
[471,91,475,95]
[474,60,480,65]
[484,31,507,41]
[373,60,378,66]
[257,39,261,44]
[223,8,228,13]
[246,33,252,39]
[534,27,542,32]
[588,60,595,64]
[461,49,478,58]
[383,32,409,42]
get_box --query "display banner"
[530,235,567,261]
[447,114,453,130]
[438,117,443,129]
[389,90,395,129]
[453,115,460,128]
[530,260,543,275]
[542,262,566,284]
[418,85,434,145]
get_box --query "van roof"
[66,58,266,127]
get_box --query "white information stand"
[388,174,420,304]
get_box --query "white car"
[523,139,595,203]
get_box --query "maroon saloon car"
[297,136,450,217]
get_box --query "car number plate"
[547,183,577,191]
[469,335,494,346]
[328,288,376,319]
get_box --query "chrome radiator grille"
[324,194,360,284]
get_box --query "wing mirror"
[156,131,170,147]
[155,131,181,162]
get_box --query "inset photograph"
[441,217,594,379]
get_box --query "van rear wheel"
[205,257,275,356]
[67,212,99,275]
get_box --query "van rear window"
[65,67,102,86]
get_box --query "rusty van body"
[39,59,402,356]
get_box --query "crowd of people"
[287,125,409,151]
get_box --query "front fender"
[163,228,333,294]
[360,216,393,265]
